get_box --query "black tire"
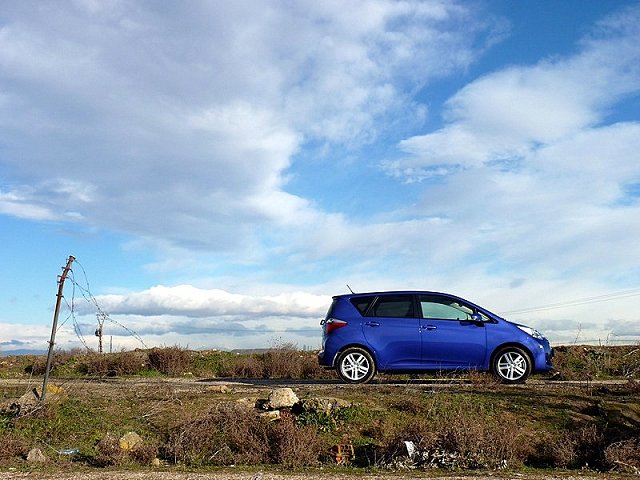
[336,347,376,384]
[492,347,532,384]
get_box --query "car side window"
[369,295,415,318]
[419,295,478,321]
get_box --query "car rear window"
[350,296,375,315]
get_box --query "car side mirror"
[471,313,483,322]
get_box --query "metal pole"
[41,255,75,402]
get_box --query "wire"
[501,288,640,315]
[53,258,148,351]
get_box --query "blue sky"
[1,0,640,354]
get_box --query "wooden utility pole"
[41,255,75,402]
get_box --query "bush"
[552,345,640,380]
[605,438,640,474]
[166,402,270,466]
[77,351,149,376]
[540,424,604,469]
[165,402,323,467]
[94,432,158,467]
[271,411,322,467]
[0,432,28,462]
[94,433,125,467]
[27,348,85,375]
[377,396,531,469]
[262,343,303,378]
[148,346,192,375]
[229,355,265,378]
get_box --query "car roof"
[333,290,504,319]
[335,290,454,298]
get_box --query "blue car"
[318,291,553,384]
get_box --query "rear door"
[360,294,421,369]
[418,294,488,368]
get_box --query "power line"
[501,288,640,315]
[56,259,148,350]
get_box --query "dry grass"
[18,344,329,380]
[377,396,531,469]
[605,438,640,474]
[78,351,149,376]
[148,346,191,375]
[540,424,605,468]
[165,402,322,467]
[94,432,159,467]
[552,345,640,380]
[94,433,126,467]
[0,432,28,460]
[270,411,323,467]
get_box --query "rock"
[119,431,143,451]
[151,457,161,467]
[207,384,231,393]
[259,410,281,422]
[236,397,258,408]
[296,397,351,415]
[265,388,299,409]
[27,448,47,463]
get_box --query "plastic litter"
[58,448,80,455]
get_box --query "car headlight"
[517,325,545,340]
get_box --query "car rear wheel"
[337,347,376,384]
[492,347,532,384]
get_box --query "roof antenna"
[346,284,355,294]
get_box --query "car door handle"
[422,325,437,330]
[365,321,380,327]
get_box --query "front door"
[418,294,488,368]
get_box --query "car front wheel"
[492,347,532,384]
[337,347,376,384]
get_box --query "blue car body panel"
[318,291,553,376]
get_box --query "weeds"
[605,438,640,474]
[17,344,330,380]
[93,433,125,467]
[377,396,530,469]
[148,346,191,375]
[0,432,27,460]
[77,350,149,376]
[165,402,321,467]
[552,345,640,380]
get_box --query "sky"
[1,0,640,355]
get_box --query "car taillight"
[325,318,348,334]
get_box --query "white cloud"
[0,187,57,221]
[92,285,328,318]
[0,1,502,257]
[386,6,640,176]
[377,6,640,288]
